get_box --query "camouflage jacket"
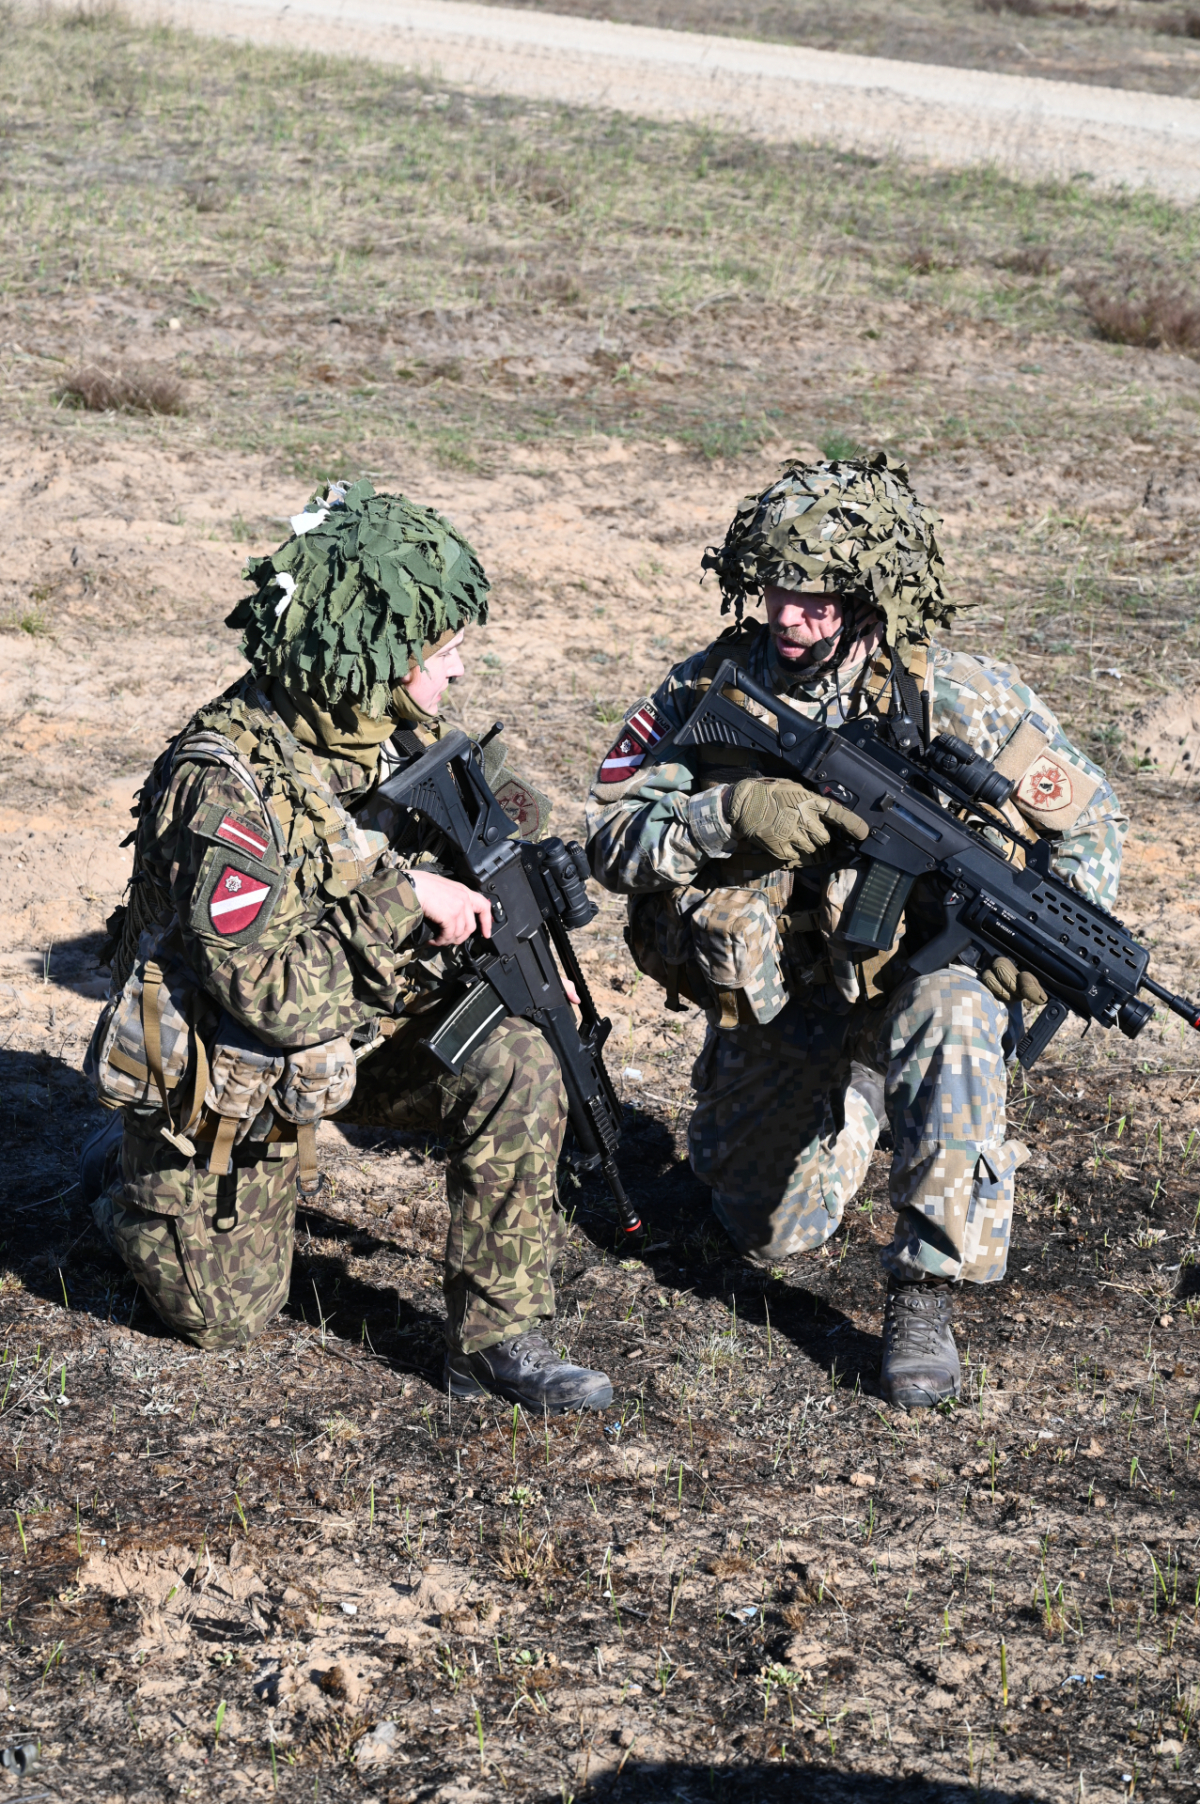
[586,624,1126,1023]
[120,680,554,1051]
[125,679,426,1049]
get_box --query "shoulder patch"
[194,845,282,942]
[598,701,664,786]
[190,799,277,868]
[493,775,552,840]
[1014,753,1101,833]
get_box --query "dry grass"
[1079,284,1200,354]
[56,365,186,416]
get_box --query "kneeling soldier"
[585,454,1124,1408]
[81,481,611,1414]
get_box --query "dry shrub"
[903,244,956,275]
[58,365,185,415]
[1159,9,1200,36]
[1079,285,1200,355]
[976,0,1109,14]
[996,244,1058,276]
[707,1553,752,1578]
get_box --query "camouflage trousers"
[106,1015,567,1354]
[689,967,1028,1284]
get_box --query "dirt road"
[58,0,1200,199]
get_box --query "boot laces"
[886,1287,949,1356]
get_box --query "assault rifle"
[665,659,1200,1068]
[369,726,641,1235]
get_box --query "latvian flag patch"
[208,866,274,936]
[597,701,664,786]
[214,813,270,861]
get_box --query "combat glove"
[979,955,1048,1008]
[725,776,868,867]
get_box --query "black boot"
[880,1278,960,1410]
[445,1333,612,1413]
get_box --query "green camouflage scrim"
[691,968,1026,1284]
[228,482,490,716]
[701,453,950,665]
[338,1015,568,1352]
[587,625,1125,909]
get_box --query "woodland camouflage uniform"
[90,483,567,1356]
[586,455,1126,1292]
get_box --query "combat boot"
[880,1278,960,1410]
[445,1333,612,1414]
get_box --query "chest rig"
[638,625,932,1028]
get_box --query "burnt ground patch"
[0,1037,1197,1800]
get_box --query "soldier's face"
[763,585,846,663]
[401,631,466,715]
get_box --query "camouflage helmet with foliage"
[701,451,952,667]
[226,480,490,718]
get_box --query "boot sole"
[882,1381,961,1411]
[443,1364,612,1413]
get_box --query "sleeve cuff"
[686,787,738,859]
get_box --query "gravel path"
[64,0,1200,201]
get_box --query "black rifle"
[369,726,641,1235]
[663,659,1200,1068]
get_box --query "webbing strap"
[296,1123,321,1195]
[207,1114,238,1178]
[142,961,169,1115]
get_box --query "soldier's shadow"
[287,1203,449,1383]
[568,1103,882,1395]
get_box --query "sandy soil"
[2,301,1200,1802]
[50,0,1200,201]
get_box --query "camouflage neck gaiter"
[271,681,397,774]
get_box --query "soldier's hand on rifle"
[408,871,494,946]
[725,776,869,866]
[979,955,1048,1008]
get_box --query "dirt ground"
[2,10,1200,1803]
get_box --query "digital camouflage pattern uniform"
[586,621,1125,1283]
[94,484,567,1354]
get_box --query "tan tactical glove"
[979,956,1048,1007]
[726,777,869,867]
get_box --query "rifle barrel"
[1141,975,1200,1031]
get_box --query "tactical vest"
[626,625,932,1028]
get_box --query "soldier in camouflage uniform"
[80,482,612,1413]
[586,454,1125,1408]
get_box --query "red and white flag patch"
[208,865,273,936]
[597,703,664,786]
[214,813,270,861]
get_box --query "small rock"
[849,1471,876,1488]
[1153,1738,1183,1756]
[1157,1315,1173,1329]
[1091,1493,1107,1509]
[354,1720,398,1769]
[340,1601,357,1615]
[617,1727,635,1748]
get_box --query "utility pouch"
[202,1013,287,1181]
[84,955,211,1154]
[272,1037,358,1195]
[680,884,789,1026]
[624,891,704,1013]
